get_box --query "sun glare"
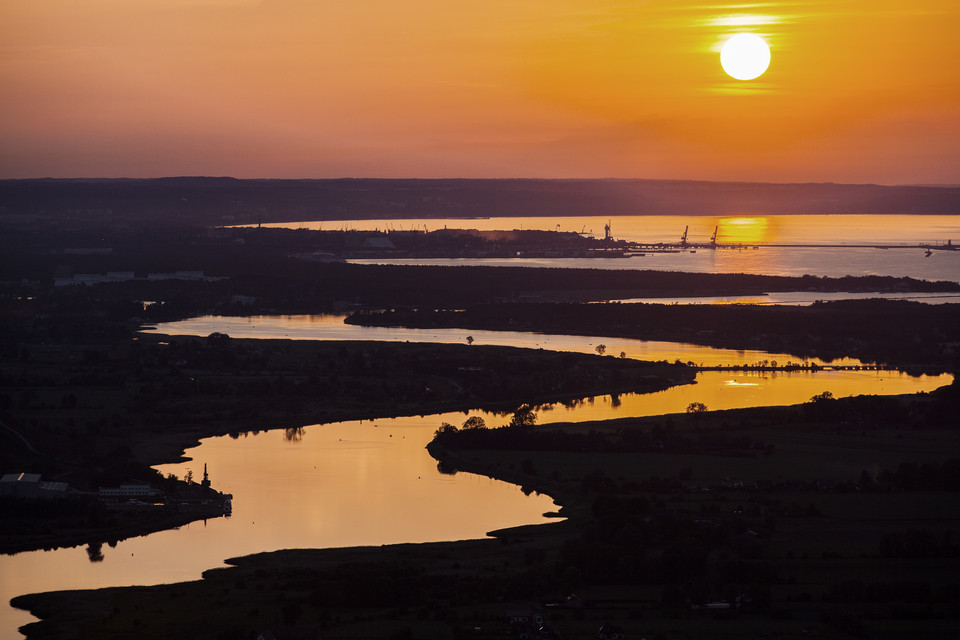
[720,33,771,81]
[717,216,772,244]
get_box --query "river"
[2,315,952,638]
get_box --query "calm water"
[3,318,954,638]
[348,248,960,282]
[146,313,951,425]
[256,214,960,281]
[258,214,959,245]
[150,313,865,366]
[607,291,960,305]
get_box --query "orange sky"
[2,1,958,183]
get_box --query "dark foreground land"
[3,208,959,638]
[0,329,692,555]
[12,385,960,640]
[3,231,957,558]
[5,285,960,638]
[348,299,960,372]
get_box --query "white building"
[98,484,159,500]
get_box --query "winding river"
[1,315,952,639]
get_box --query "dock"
[622,241,957,253]
[620,223,957,254]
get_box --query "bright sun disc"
[720,33,770,81]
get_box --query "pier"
[613,222,958,255]
[621,240,957,254]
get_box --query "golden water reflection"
[0,413,560,637]
[534,370,947,424]
[242,214,958,247]
[144,369,945,575]
[716,216,774,245]
[304,214,960,281]
[2,318,951,638]
[150,314,866,367]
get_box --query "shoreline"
[0,502,228,557]
[12,386,960,639]
[2,338,695,556]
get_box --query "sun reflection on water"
[715,216,775,245]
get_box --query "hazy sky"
[2,1,958,183]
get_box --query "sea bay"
[250,214,960,281]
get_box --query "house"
[508,608,549,639]
[1,473,41,497]
[0,473,68,498]
[510,621,559,640]
[598,623,624,639]
[257,628,320,640]
[507,609,544,626]
[345,234,395,251]
[98,483,159,502]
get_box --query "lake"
[2,316,951,638]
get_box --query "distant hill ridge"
[1,177,957,228]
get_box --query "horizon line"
[3,176,959,189]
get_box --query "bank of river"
[2,318,952,639]
[146,313,865,368]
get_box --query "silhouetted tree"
[434,422,459,439]
[86,542,105,563]
[508,405,537,428]
[206,332,231,346]
[461,416,486,430]
[686,402,708,414]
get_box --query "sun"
[720,33,771,81]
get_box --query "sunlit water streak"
[1,316,952,638]
[252,214,959,245]
[607,291,960,305]
[347,246,960,281]
[146,313,861,367]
